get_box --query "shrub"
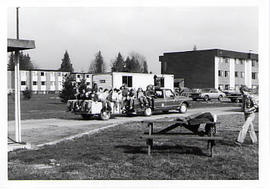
[59,75,76,103]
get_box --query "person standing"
[235,85,258,146]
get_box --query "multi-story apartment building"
[8,69,70,94]
[159,49,258,90]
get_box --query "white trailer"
[92,72,174,91]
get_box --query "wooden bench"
[142,120,223,157]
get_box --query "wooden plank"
[142,135,223,140]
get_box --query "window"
[252,72,257,80]
[86,82,90,85]
[240,72,245,78]
[100,80,106,83]
[219,57,224,63]
[225,71,229,77]
[252,60,257,67]
[224,58,229,63]
[86,74,90,78]
[164,90,174,98]
[154,76,165,87]
[40,72,44,76]
[41,81,45,85]
[218,70,223,77]
[235,71,238,78]
[58,72,61,76]
[21,81,26,85]
[77,75,80,78]
[50,81,55,86]
[225,85,229,90]
[239,59,244,65]
[33,81,37,85]
[122,76,133,87]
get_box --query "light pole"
[14,7,22,143]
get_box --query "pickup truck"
[125,88,191,116]
[67,88,191,120]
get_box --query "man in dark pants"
[235,85,258,146]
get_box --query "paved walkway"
[8,106,241,148]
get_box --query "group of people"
[74,84,156,112]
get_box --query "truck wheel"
[100,110,111,120]
[81,114,92,120]
[144,108,152,116]
[204,95,209,101]
[218,95,223,102]
[179,103,188,113]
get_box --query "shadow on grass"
[115,144,208,156]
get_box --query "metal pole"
[15,7,21,143]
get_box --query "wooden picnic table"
[141,119,223,157]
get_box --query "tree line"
[8,50,149,74]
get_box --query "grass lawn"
[8,114,258,180]
[8,94,239,121]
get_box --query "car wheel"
[218,95,223,102]
[204,95,209,101]
[81,114,92,120]
[179,103,188,113]
[235,98,240,103]
[100,110,111,120]
[144,108,152,116]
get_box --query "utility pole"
[14,7,22,143]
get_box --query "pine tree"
[8,52,34,70]
[59,75,76,103]
[142,60,148,73]
[59,50,74,72]
[111,52,124,72]
[89,51,106,73]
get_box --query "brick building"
[159,49,258,90]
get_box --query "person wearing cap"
[235,85,258,146]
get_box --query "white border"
[0,0,269,189]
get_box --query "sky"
[7,7,258,73]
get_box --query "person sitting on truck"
[137,87,148,108]
[127,88,136,110]
[145,85,155,108]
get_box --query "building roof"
[7,38,35,52]
[161,49,258,60]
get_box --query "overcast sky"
[7,7,258,73]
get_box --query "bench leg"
[208,140,215,157]
[147,123,153,156]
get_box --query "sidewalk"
[8,106,241,148]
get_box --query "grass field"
[8,94,239,121]
[8,114,258,180]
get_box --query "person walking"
[235,85,258,146]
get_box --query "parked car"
[190,88,226,101]
[225,90,242,103]
[175,87,193,97]
[125,88,191,116]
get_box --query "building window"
[252,72,257,80]
[100,80,106,83]
[252,60,257,67]
[122,76,133,87]
[86,82,90,85]
[240,72,245,78]
[86,74,90,78]
[235,71,238,78]
[239,59,244,65]
[225,71,229,77]
[77,75,80,78]
[41,81,45,85]
[40,72,44,76]
[33,81,37,85]
[21,81,26,85]
[58,72,61,76]
[218,70,222,77]
[224,58,229,63]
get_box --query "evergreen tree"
[89,51,106,73]
[111,52,125,72]
[59,74,76,103]
[142,60,148,73]
[59,50,74,72]
[8,52,34,70]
